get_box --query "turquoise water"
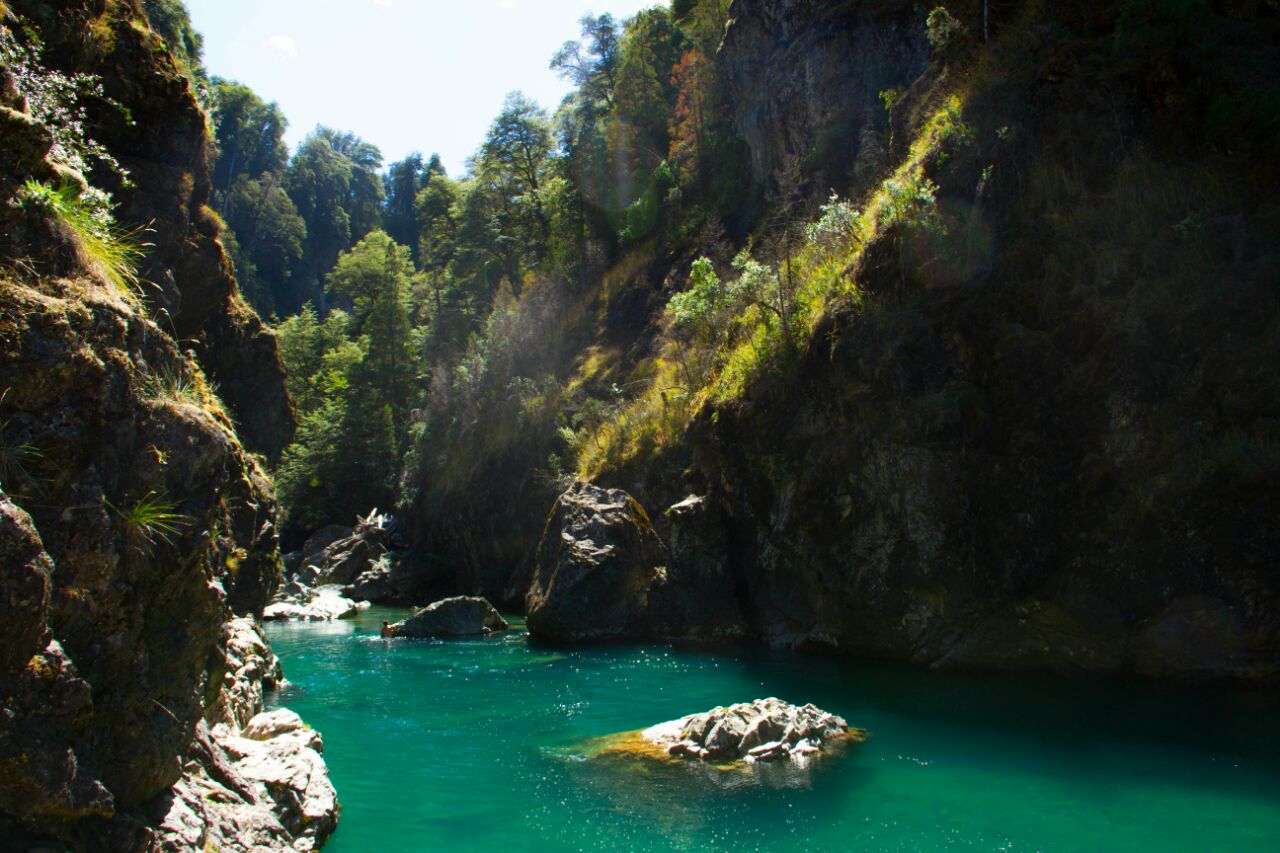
[266,608,1280,852]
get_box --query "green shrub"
[926,7,967,53]
[0,19,126,179]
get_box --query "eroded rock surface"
[151,621,338,852]
[0,2,337,846]
[642,699,857,763]
[386,596,508,638]
[525,482,667,642]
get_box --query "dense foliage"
[190,1,756,532]
[186,0,1280,554]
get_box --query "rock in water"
[386,596,509,638]
[263,584,361,621]
[642,699,861,763]
[525,482,667,641]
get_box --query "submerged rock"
[641,699,860,763]
[385,596,509,638]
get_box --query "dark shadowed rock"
[300,524,353,569]
[721,0,927,183]
[301,514,390,587]
[0,1,332,845]
[386,596,509,638]
[525,482,667,642]
[653,495,748,641]
[344,554,414,606]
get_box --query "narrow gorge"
[2,0,1278,850]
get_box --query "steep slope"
[678,0,1280,678]
[0,1,331,848]
[401,0,1280,681]
[5,0,294,460]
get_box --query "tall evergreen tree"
[384,153,425,263]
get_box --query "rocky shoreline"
[152,620,338,852]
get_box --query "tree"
[478,92,554,263]
[274,234,420,531]
[222,173,306,316]
[416,168,459,318]
[326,231,418,428]
[551,13,620,108]
[210,80,290,214]
[143,0,204,73]
[383,153,424,263]
[669,50,714,186]
[614,7,682,166]
[275,304,352,412]
[284,127,385,311]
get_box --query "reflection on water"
[266,606,1280,853]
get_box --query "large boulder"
[299,524,352,569]
[642,698,859,763]
[525,482,668,642]
[298,513,390,587]
[154,712,338,852]
[385,596,508,638]
[344,554,413,606]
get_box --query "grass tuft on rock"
[105,490,191,553]
[20,179,148,300]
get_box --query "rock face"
[0,0,294,460]
[386,596,509,638]
[343,554,414,607]
[293,513,389,588]
[277,512,415,610]
[0,2,336,847]
[683,0,1280,681]
[526,482,668,641]
[642,699,856,763]
[721,0,927,183]
[150,623,339,852]
[525,485,748,644]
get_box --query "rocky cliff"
[721,0,928,184]
[511,0,1280,681]
[0,1,331,848]
[4,0,294,460]
[674,0,1280,679]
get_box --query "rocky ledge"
[384,596,509,638]
[642,699,862,763]
[152,618,339,852]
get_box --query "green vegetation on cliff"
[123,0,1280,675]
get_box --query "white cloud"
[263,34,298,60]
[372,0,393,7]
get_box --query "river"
[265,607,1280,851]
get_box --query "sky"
[185,0,661,177]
